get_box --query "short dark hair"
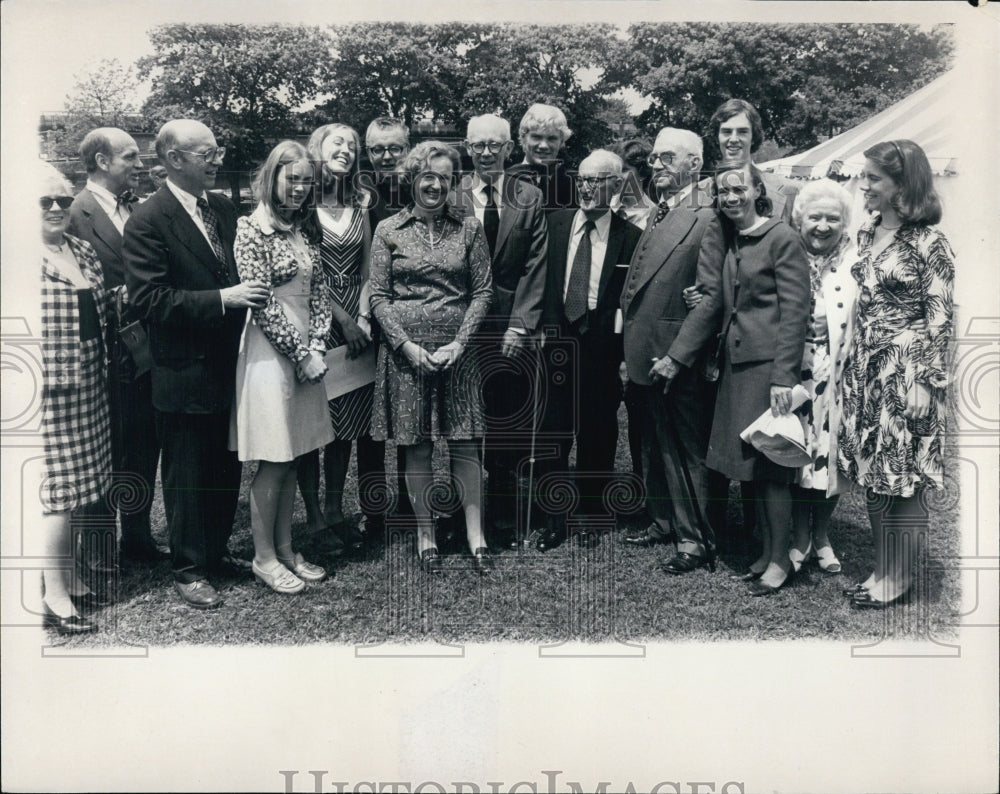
[709,99,764,154]
[78,129,115,173]
[712,163,773,219]
[863,139,942,226]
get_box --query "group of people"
[36,95,954,634]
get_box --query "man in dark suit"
[453,113,549,548]
[534,149,642,550]
[124,119,268,609]
[620,127,727,573]
[363,116,411,226]
[69,127,167,566]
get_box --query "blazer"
[68,187,127,290]
[621,206,726,386]
[541,209,642,338]
[123,186,246,414]
[40,234,108,390]
[452,174,549,333]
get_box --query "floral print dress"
[837,214,955,497]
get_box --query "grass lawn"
[54,405,962,647]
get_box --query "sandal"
[814,543,842,574]
[788,541,813,574]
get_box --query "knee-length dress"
[230,211,335,462]
[838,215,954,497]
[706,217,811,483]
[369,205,493,444]
[797,235,857,496]
[318,206,373,440]
[39,235,112,512]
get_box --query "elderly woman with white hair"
[787,179,858,575]
[507,102,578,211]
[37,163,112,634]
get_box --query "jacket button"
[835,285,841,291]
[837,302,843,308]
[841,323,847,329]
[734,339,741,346]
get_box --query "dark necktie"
[195,197,231,284]
[564,219,595,328]
[649,200,670,229]
[116,190,138,213]
[483,184,499,256]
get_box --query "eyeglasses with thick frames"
[173,147,226,164]
[575,175,618,189]
[368,145,404,157]
[467,141,508,154]
[40,196,74,210]
[647,152,682,167]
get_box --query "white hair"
[580,149,624,175]
[654,127,704,162]
[792,178,853,229]
[467,114,511,140]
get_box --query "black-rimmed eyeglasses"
[575,176,617,189]
[467,141,508,154]
[647,152,680,167]
[368,145,404,157]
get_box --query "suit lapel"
[79,190,124,260]
[493,180,520,260]
[631,210,698,296]
[597,213,625,307]
[548,211,573,306]
[162,189,230,284]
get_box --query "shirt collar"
[85,179,120,212]
[470,173,504,200]
[166,178,207,216]
[572,209,612,241]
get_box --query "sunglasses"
[40,196,74,210]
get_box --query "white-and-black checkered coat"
[39,233,112,513]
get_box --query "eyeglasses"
[40,196,74,210]
[368,145,404,157]
[467,141,508,154]
[173,147,226,164]
[575,175,617,189]
[647,152,679,167]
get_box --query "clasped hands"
[295,350,328,385]
[403,340,464,373]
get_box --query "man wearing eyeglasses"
[124,119,269,609]
[619,127,727,574]
[453,113,549,549]
[69,127,168,577]
[364,117,411,225]
[533,149,642,551]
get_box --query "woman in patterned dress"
[296,123,381,554]
[838,140,954,609]
[37,164,111,634]
[231,140,333,594]
[787,180,858,575]
[369,141,493,573]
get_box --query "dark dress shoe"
[574,530,600,549]
[173,580,224,609]
[842,583,868,598]
[661,552,709,575]
[748,571,792,596]
[471,547,494,574]
[852,589,912,609]
[420,547,443,574]
[43,605,97,635]
[731,569,764,582]
[623,527,674,548]
[535,527,566,553]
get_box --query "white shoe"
[278,552,327,583]
[252,559,305,594]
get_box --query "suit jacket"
[452,174,549,333]
[123,186,246,414]
[541,209,642,340]
[620,206,726,386]
[68,187,127,290]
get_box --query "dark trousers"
[108,361,161,550]
[477,338,537,529]
[155,411,241,583]
[635,372,716,556]
[537,326,622,527]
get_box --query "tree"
[46,58,142,159]
[137,23,331,201]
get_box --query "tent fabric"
[760,71,958,179]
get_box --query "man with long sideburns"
[69,127,168,572]
[454,113,549,549]
[534,149,641,551]
[620,127,726,573]
[125,119,268,609]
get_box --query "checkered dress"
[39,234,112,513]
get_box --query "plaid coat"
[39,233,112,512]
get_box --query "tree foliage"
[136,23,330,199]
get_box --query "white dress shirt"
[468,173,505,226]
[85,179,130,236]
[563,210,611,311]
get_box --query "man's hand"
[222,279,270,310]
[904,382,932,421]
[403,341,440,374]
[339,316,372,358]
[500,328,525,358]
[430,341,464,370]
[770,385,793,416]
[682,284,704,310]
[296,350,328,384]
[649,355,680,394]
